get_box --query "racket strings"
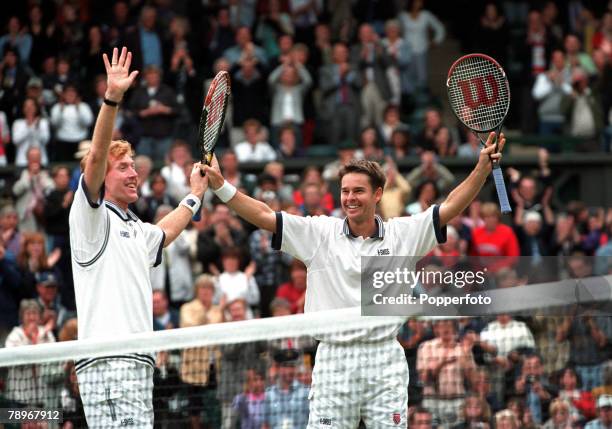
[448,56,509,132]
[202,78,229,152]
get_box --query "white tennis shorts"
[307,339,408,428]
[77,359,154,428]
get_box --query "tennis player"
[203,132,504,427]
[69,47,208,428]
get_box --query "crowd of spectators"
[0,0,612,428]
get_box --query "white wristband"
[180,194,201,216]
[213,180,237,203]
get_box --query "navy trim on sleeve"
[271,212,283,251]
[153,231,166,268]
[433,205,447,244]
[81,175,105,208]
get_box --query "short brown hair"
[339,159,386,191]
[80,140,133,173]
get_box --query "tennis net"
[0,272,610,428]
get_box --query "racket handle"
[492,164,512,214]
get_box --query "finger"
[111,47,118,65]
[128,70,139,84]
[125,51,132,71]
[119,46,127,67]
[485,131,496,147]
[102,53,111,71]
[497,133,506,153]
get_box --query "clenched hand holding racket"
[447,54,512,214]
[193,71,231,221]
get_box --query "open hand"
[102,47,139,101]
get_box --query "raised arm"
[438,132,506,226]
[84,47,139,202]
[203,157,276,232]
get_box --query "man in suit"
[318,42,363,146]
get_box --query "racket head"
[199,70,231,165]
[446,54,510,133]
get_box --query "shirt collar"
[105,200,138,222]
[342,214,385,239]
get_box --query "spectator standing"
[223,27,268,68]
[565,34,597,76]
[35,270,71,337]
[268,57,312,145]
[12,147,54,232]
[4,299,56,407]
[263,348,310,429]
[80,25,109,84]
[532,49,572,136]
[11,97,51,167]
[0,47,30,122]
[234,119,277,163]
[276,259,307,313]
[0,16,32,65]
[0,108,8,166]
[50,84,94,162]
[380,159,411,219]
[0,205,20,260]
[381,19,411,107]
[122,5,164,72]
[480,314,536,405]
[319,42,362,145]
[417,320,477,427]
[43,165,75,308]
[397,0,445,94]
[128,65,178,162]
[249,224,292,318]
[218,299,267,429]
[161,140,192,202]
[150,205,194,309]
[216,247,260,317]
[232,55,269,132]
[475,3,509,67]
[470,203,520,273]
[0,238,22,343]
[351,23,391,128]
[233,368,267,429]
[561,67,604,151]
[180,274,224,429]
[512,354,558,425]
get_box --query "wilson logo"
[458,75,498,109]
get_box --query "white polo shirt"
[69,175,164,372]
[272,205,446,342]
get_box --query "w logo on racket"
[458,75,499,110]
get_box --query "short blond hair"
[480,202,501,219]
[80,140,134,173]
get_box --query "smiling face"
[340,173,381,224]
[105,153,138,208]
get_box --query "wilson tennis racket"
[193,71,231,221]
[447,53,512,214]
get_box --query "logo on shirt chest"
[119,230,130,238]
[377,248,390,256]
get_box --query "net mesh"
[0,286,611,428]
[200,72,230,156]
[447,55,510,132]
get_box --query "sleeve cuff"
[153,231,166,267]
[271,212,283,251]
[432,205,447,244]
[81,175,105,208]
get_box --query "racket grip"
[492,164,512,214]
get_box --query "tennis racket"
[193,71,231,221]
[447,53,512,214]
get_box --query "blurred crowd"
[0,0,612,428]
